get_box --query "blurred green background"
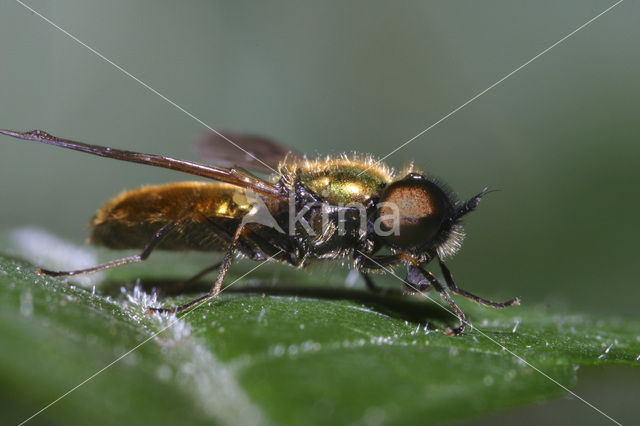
[0,1,638,424]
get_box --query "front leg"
[438,260,520,308]
[354,252,466,335]
[410,265,468,336]
[403,265,434,294]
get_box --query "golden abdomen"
[89,182,252,250]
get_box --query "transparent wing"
[195,131,301,173]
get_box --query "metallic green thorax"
[297,161,390,205]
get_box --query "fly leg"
[438,260,520,308]
[37,219,185,277]
[403,265,434,294]
[192,211,265,261]
[154,262,223,295]
[178,262,221,288]
[37,211,252,279]
[354,252,404,294]
[354,252,402,271]
[411,265,468,336]
[360,271,380,292]
[359,271,387,294]
[147,224,248,314]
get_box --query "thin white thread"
[359,0,624,176]
[14,0,279,175]
[355,250,621,426]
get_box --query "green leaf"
[0,242,638,426]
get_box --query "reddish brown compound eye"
[377,177,451,249]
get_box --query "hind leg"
[38,219,186,277]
